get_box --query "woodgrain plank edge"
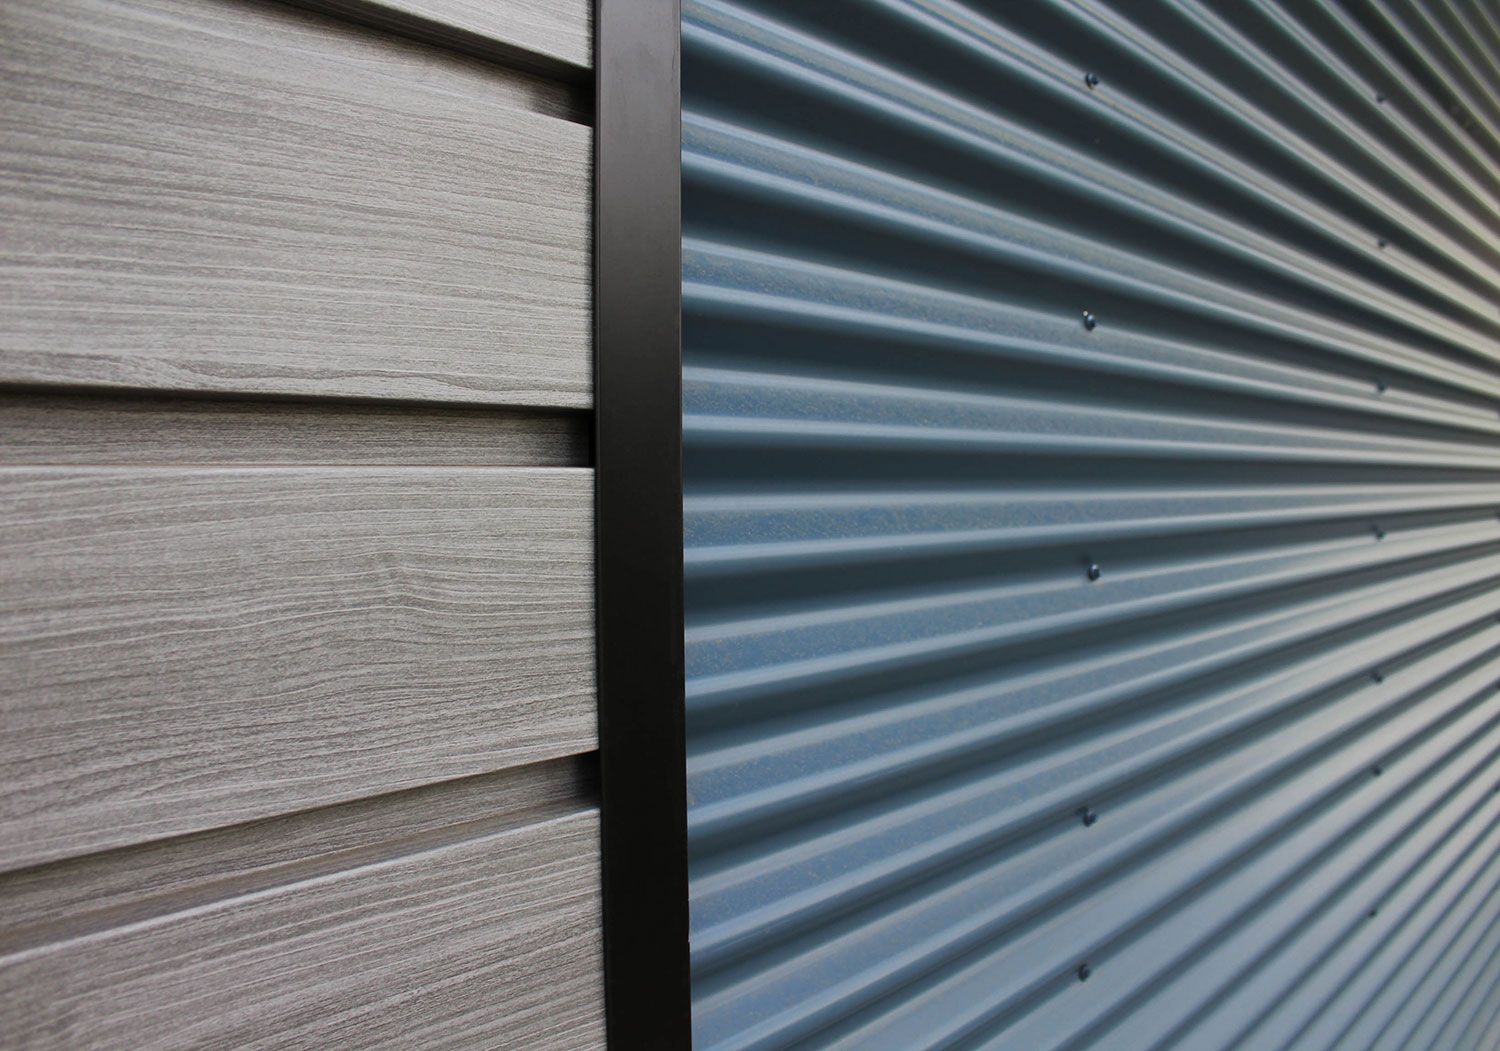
[0,389,591,468]
[288,0,594,86]
[0,806,605,1050]
[0,752,598,955]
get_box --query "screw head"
[1371,671,1384,684]
[1377,238,1387,248]
[1375,380,1388,394]
[1373,525,1385,540]
[1078,962,1091,982]
[1078,807,1098,827]
[1085,72,1100,89]
[1376,93,1386,103]
[1082,310,1097,331]
[1373,766,1383,776]
[1087,563,1103,582]
[1369,908,1378,918]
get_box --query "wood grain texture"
[0,754,595,942]
[0,0,591,407]
[299,0,592,71]
[0,391,589,467]
[0,808,605,1050]
[0,466,595,872]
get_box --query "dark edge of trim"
[594,1,690,1048]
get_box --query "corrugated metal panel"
[681,1,1500,1048]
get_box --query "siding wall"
[0,0,600,1046]
[683,1,1500,1048]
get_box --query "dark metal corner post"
[594,0,690,1047]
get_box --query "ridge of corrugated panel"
[680,1,1500,1047]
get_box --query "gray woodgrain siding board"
[0,809,605,1050]
[0,0,591,407]
[0,466,595,872]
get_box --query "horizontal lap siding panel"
[682,0,1500,1048]
[0,466,594,872]
[0,0,590,407]
[0,808,605,1050]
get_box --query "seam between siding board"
[0,808,605,1050]
[287,0,594,84]
[0,390,592,468]
[0,752,598,958]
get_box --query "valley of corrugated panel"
[681,1,1500,1048]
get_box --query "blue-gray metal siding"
[681,1,1500,1047]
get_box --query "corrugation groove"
[682,0,1500,1047]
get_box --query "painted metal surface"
[596,0,690,1044]
[682,1,1500,1048]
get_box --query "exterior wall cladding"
[0,0,602,1046]
[681,1,1500,1049]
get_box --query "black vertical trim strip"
[594,1,689,1048]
